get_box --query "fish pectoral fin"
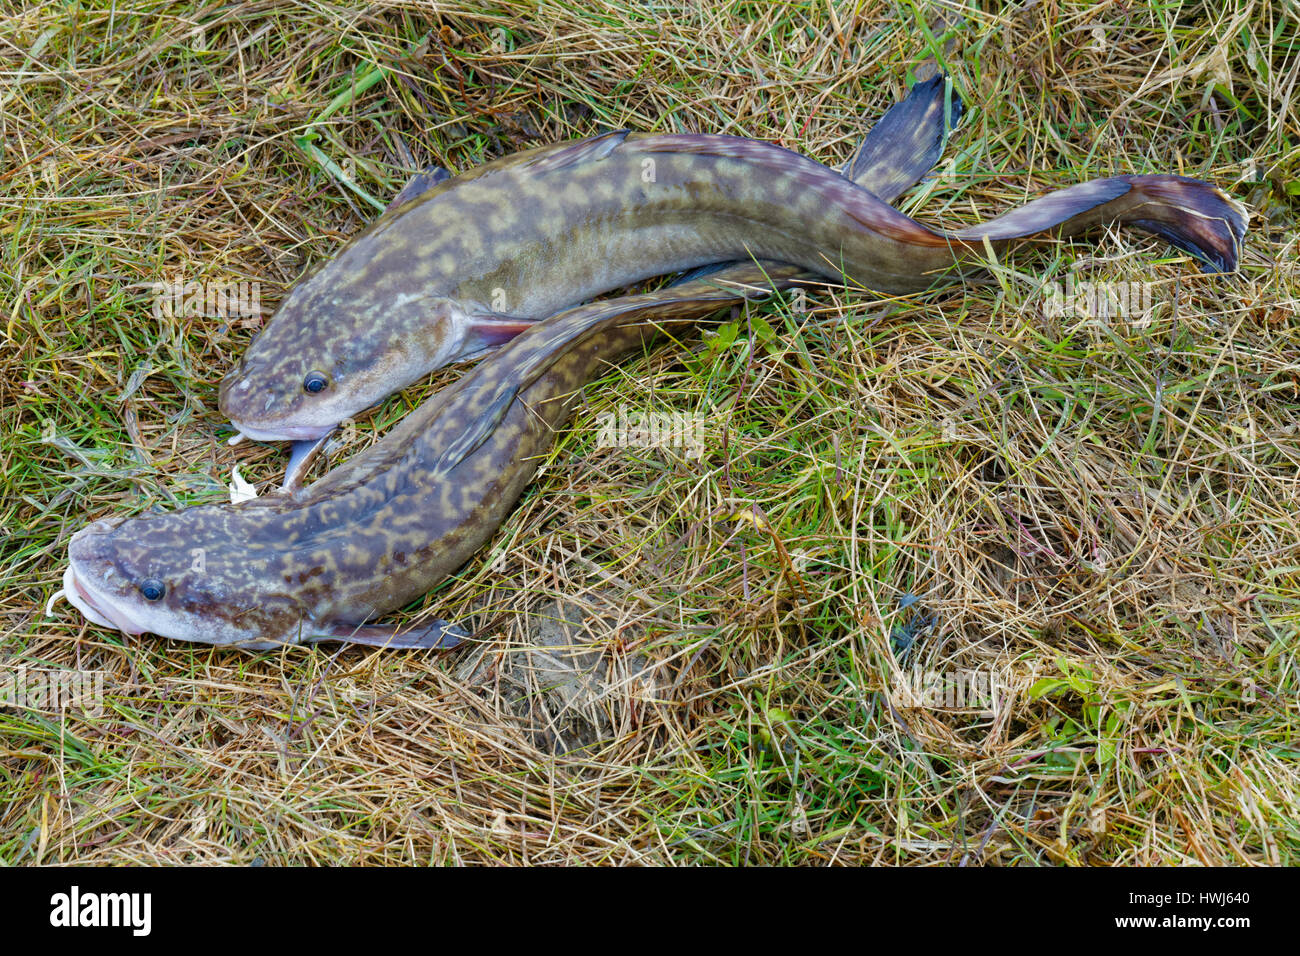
[281,432,333,493]
[433,384,520,476]
[385,164,453,212]
[311,618,469,650]
[465,312,542,351]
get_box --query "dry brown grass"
[1,0,1297,865]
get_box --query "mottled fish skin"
[218,130,964,442]
[65,264,811,649]
[64,168,1248,648]
[220,76,961,446]
[62,81,1249,649]
[218,104,1246,443]
[62,81,955,648]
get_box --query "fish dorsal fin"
[516,129,630,174]
[386,165,452,213]
[618,132,815,170]
[374,132,632,221]
[615,132,937,243]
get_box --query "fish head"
[218,240,470,442]
[63,509,308,649]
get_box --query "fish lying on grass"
[271,75,964,488]
[59,263,816,648]
[220,76,964,444]
[54,79,1248,650]
[58,220,1248,650]
[52,78,962,648]
[218,79,1246,445]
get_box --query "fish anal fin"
[670,261,735,285]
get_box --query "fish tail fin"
[951,175,1248,273]
[842,73,964,203]
[1114,176,1248,273]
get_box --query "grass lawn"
[1,0,1296,865]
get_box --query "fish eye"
[139,579,165,601]
[303,371,329,394]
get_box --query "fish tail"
[670,76,965,290]
[1112,175,1248,273]
[951,174,1248,273]
[842,73,964,203]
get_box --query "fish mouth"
[226,419,333,443]
[61,563,145,636]
[60,522,292,648]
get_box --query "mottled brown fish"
[276,76,965,489]
[57,79,1249,650]
[55,80,963,647]
[218,80,1246,444]
[60,264,812,648]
